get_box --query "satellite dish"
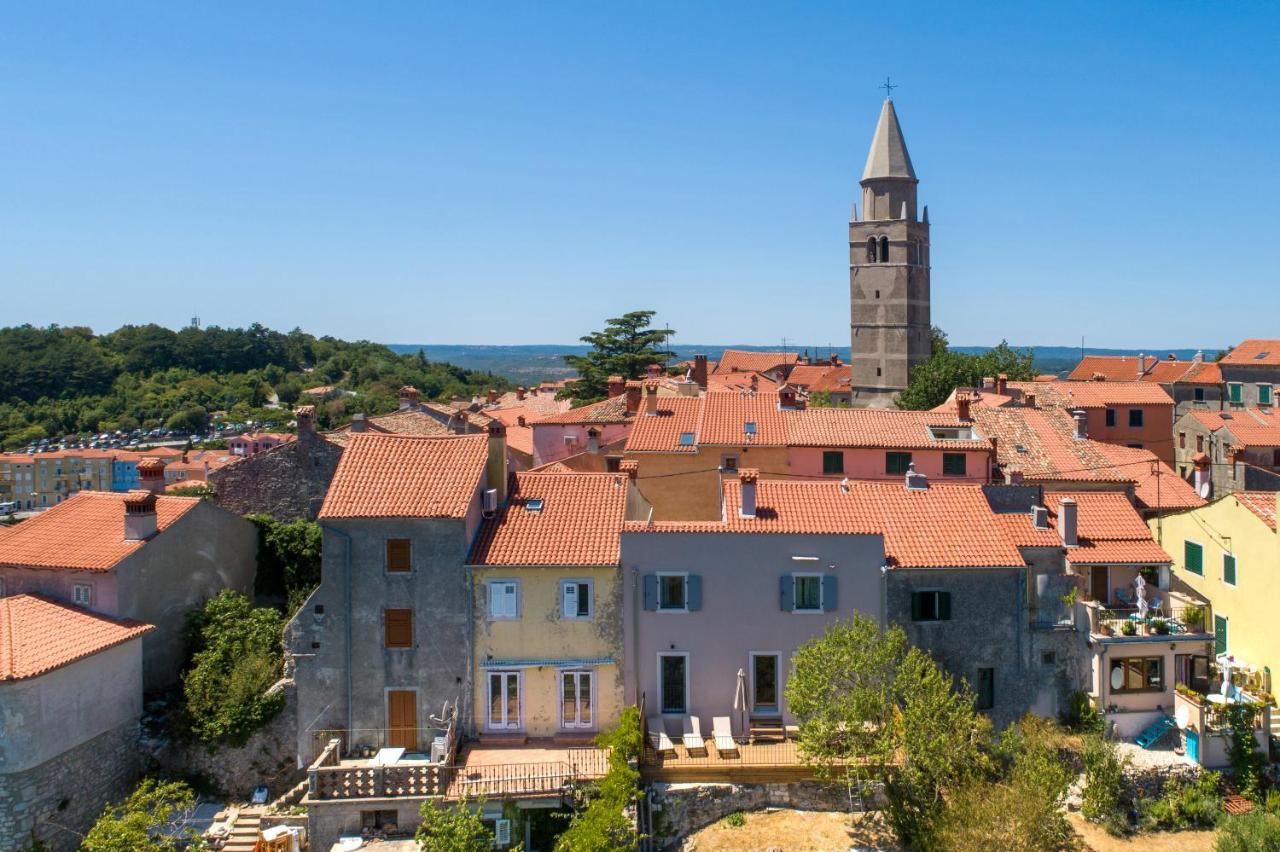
[1175,704,1190,730]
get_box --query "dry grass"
[1066,812,1217,851]
[684,809,899,851]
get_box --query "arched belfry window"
[878,236,890,263]
[866,237,877,263]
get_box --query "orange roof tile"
[1041,491,1171,564]
[625,397,704,453]
[1179,361,1223,384]
[318,433,488,520]
[697,392,787,447]
[0,594,153,681]
[536,397,632,426]
[973,406,1131,483]
[0,492,199,572]
[784,408,992,451]
[809,365,853,394]
[1013,381,1174,409]
[1092,443,1205,512]
[1234,491,1278,530]
[469,473,627,566]
[1066,355,1194,384]
[713,349,797,375]
[785,364,842,389]
[1220,339,1280,366]
[1188,408,1280,447]
[703,371,781,394]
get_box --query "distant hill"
[388,343,1225,384]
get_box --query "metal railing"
[1089,602,1211,637]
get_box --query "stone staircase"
[221,805,265,852]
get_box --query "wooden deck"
[640,738,831,783]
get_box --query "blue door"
[1185,728,1200,763]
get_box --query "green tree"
[181,591,285,747]
[555,706,642,851]
[561,311,675,403]
[416,797,492,852]
[246,514,323,610]
[1081,733,1129,834]
[82,778,205,852]
[896,326,1035,410]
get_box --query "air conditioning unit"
[430,736,448,764]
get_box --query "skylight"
[1257,352,1271,360]
[679,432,695,446]
[744,422,757,435]
[524,499,544,512]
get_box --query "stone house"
[1067,353,1225,419]
[0,594,153,851]
[1173,408,1280,497]
[1220,339,1280,409]
[0,462,257,690]
[1009,381,1177,464]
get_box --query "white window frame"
[485,670,523,731]
[749,651,782,713]
[487,579,520,620]
[559,669,596,730]
[657,651,690,715]
[790,573,823,614]
[560,579,593,620]
[72,583,92,606]
[656,572,688,613]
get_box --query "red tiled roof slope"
[1220,340,1280,366]
[1,594,153,681]
[1234,492,1278,530]
[469,473,627,566]
[319,434,488,519]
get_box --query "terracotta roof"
[1234,491,1278,530]
[424,403,496,430]
[625,397,704,453]
[0,492,199,572]
[1013,381,1174,409]
[527,438,629,473]
[1180,362,1223,384]
[230,432,294,444]
[318,434,488,520]
[973,406,1131,483]
[485,390,573,418]
[784,408,992,450]
[1188,408,1280,447]
[536,396,632,426]
[1066,355,1195,384]
[713,350,797,375]
[1092,443,1205,512]
[1042,491,1171,565]
[697,392,787,446]
[1220,339,1280,366]
[0,594,153,681]
[703,371,781,394]
[785,364,843,389]
[809,365,853,394]
[469,473,627,566]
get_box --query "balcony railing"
[1085,600,1211,638]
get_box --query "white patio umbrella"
[1134,573,1148,620]
[733,668,747,738]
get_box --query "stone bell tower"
[849,97,931,407]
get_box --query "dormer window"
[929,426,977,441]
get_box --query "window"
[678,432,695,447]
[1223,553,1237,586]
[488,580,520,619]
[1194,387,1205,402]
[487,671,521,729]
[561,580,592,619]
[1274,449,1280,468]
[793,575,822,611]
[1215,615,1228,655]
[384,609,413,648]
[1179,431,1186,449]
[1176,654,1212,695]
[658,653,688,714]
[72,583,92,606]
[1184,540,1204,576]
[822,451,844,475]
[942,453,967,476]
[866,237,877,263]
[1260,384,1274,406]
[386,539,411,573]
[751,654,780,711]
[561,670,594,729]
[1197,435,1204,452]
[911,590,951,621]
[975,668,995,710]
[1105,408,1116,427]
[1128,409,1144,428]
[1109,657,1163,692]
[659,574,687,611]
[1229,382,1243,404]
[1042,652,1056,665]
[878,236,890,262]
[720,454,739,471]
[886,452,912,475]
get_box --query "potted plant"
[1121,620,1137,636]
[1152,617,1170,635]
[1183,604,1205,632]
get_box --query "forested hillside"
[0,323,507,449]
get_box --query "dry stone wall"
[648,781,855,850]
[209,433,342,521]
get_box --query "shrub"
[1224,704,1265,800]
[1059,690,1105,734]
[554,707,641,851]
[82,778,204,851]
[1216,808,1280,851]
[1081,734,1129,835]
[725,811,745,828]
[1183,605,1206,631]
[181,590,285,747]
[1142,771,1222,831]
[416,797,492,852]
[246,514,322,609]
[1121,620,1137,636]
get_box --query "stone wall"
[647,781,856,851]
[210,432,343,521]
[0,721,142,852]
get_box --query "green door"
[1215,615,1228,655]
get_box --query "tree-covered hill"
[0,323,507,449]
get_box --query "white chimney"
[738,469,758,518]
[905,462,929,491]
[137,459,166,495]
[1032,505,1049,530]
[123,491,159,542]
[1072,409,1088,439]
[1059,498,1078,547]
[643,382,659,415]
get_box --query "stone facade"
[647,781,855,850]
[0,721,142,852]
[210,429,343,521]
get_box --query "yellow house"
[467,472,628,739]
[1152,491,1279,680]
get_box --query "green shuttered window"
[1185,541,1204,575]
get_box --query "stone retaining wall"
[648,781,860,850]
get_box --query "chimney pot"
[620,459,639,481]
[607,376,626,398]
[692,355,708,390]
[996,374,1008,395]
[643,381,660,415]
[398,386,420,410]
[738,468,759,518]
[982,376,995,391]
[1072,409,1088,439]
[516,386,526,401]
[624,381,642,415]
[350,413,367,433]
[647,364,662,379]
[137,458,166,494]
[905,461,929,490]
[123,490,159,541]
[1024,391,1037,409]
[517,415,526,427]
[487,388,498,405]
[1059,498,1078,547]
[956,392,972,421]
[295,405,316,434]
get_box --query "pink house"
[228,431,293,457]
[530,379,640,467]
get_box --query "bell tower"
[849,96,931,407]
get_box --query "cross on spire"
[880,76,897,99]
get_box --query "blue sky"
[3,2,1278,349]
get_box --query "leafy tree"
[181,591,285,748]
[416,797,492,852]
[246,514,323,611]
[561,311,675,403]
[896,325,1035,410]
[1081,733,1129,834]
[556,706,642,851]
[82,778,205,851]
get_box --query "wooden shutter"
[1185,541,1203,575]
[822,575,838,612]
[386,539,411,572]
[643,574,658,611]
[686,574,702,611]
[779,575,794,611]
[384,609,413,648]
[1224,554,1236,585]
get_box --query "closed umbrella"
[1135,573,1148,620]
[733,668,747,739]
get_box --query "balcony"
[1082,596,1211,640]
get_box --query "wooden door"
[387,690,417,751]
[1090,566,1109,603]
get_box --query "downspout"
[630,564,640,706]
[326,523,355,735]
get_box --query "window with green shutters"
[886,452,912,475]
[822,451,844,475]
[1185,540,1204,575]
[942,453,967,476]
[1228,383,1243,404]
[1223,553,1237,585]
[1260,384,1274,405]
[1215,615,1228,655]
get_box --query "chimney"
[1004,466,1024,485]
[693,355,708,390]
[1137,353,1146,379]
[295,405,316,436]
[646,364,662,380]
[350,413,367,433]
[486,422,508,505]
[399,386,419,410]
[956,392,972,422]
[137,458,166,495]
[517,415,527,428]
[738,469,759,518]
[779,385,800,409]
[530,386,539,397]
[1193,454,1212,498]
[830,353,840,366]
[1058,498,1078,547]
[996,374,1008,395]
[123,490,159,541]
[620,459,639,482]
[1194,350,1205,364]
[750,374,759,394]
[981,376,995,391]
[1032,505,1049,530]
[905,461,929,490]
[1072,409,1088,439]
[587,428,601,453]
[643,381,659,415]
[516,386,526,401]
[487,388,498,405]
[607,376,626,398]
[1024,391,1037,409]
[624,381,642,415]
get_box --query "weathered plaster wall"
[210,433,343,521]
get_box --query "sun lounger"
[682,716,706,753]
[648,717,675,753]
[712,716,738,757]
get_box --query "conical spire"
[861,98,916,181]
